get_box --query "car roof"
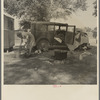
[31,21,68,26]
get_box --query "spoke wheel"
[37,39,50,51]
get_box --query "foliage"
[93,0,97,17]
[20,20,31,29]
[4,0,87,21]
[92,27,97,38]
[84,27,92,32]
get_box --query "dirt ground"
[4,45,97,84]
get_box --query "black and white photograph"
[3,0,98,85]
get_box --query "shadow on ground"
[4,46,97,84]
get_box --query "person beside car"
[17,29,36,56]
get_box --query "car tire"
[37,39,50,51]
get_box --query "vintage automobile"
[30,22,76,51]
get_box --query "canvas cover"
[67,32,89,51]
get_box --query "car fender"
[36,36,50,44]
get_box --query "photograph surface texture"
[3,0,98,85]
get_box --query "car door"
[65,25,76,45]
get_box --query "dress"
[21,32,36,54]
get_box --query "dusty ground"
[4,45,97,84]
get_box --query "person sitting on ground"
[17,29,36,56]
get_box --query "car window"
[55,26,66,31]
[68,27,74,32]
[60,26,66,30]
[36,24,47,32]
[48,25,55,31]
[55,26,59,30]
[8,19,14,30]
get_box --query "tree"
[92,27,97,43]
[84,27,92,32]
[4,0,87,22]
[92,27,97,38]
[93,0,97,17]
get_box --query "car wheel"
[37,39,50,51]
